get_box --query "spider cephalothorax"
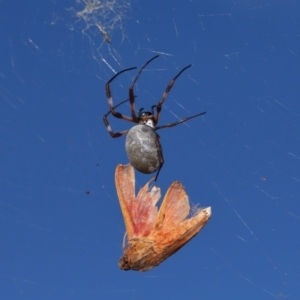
[138,108,156,128]
[103,55,206,181]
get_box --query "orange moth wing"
[115,164,160,237]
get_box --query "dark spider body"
[103,55,206,181]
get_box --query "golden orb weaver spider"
[103,55,206,181]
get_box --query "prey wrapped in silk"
[115,164,211,271]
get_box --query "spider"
[103,55,206,181]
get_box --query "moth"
[115,164,212,271]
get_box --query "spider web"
[0,0,299,299]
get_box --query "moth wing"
[115,164,136,238]
[156,181,190,227]
[134,180,160,237]
[115,164,160,238]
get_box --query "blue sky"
[1,0,300,299]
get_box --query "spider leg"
[153,134,164,182]
[103,98,133,138]
[104,98,131,116]
[103,118,130,138]
[129,55,159,120]
[155,111,206,131]
[155,64,192,124]
[153,163,163,182]
[106,67,137,122]
[151,105,157,115]
[148,162,163,190]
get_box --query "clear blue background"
[1,0,300,299]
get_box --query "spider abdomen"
[125,124,164,174]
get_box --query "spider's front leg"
[103,115,129,138]
[155,65,192,124]
[103,99,137,138]
[128,55,159,120]
[105,67,137,123]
